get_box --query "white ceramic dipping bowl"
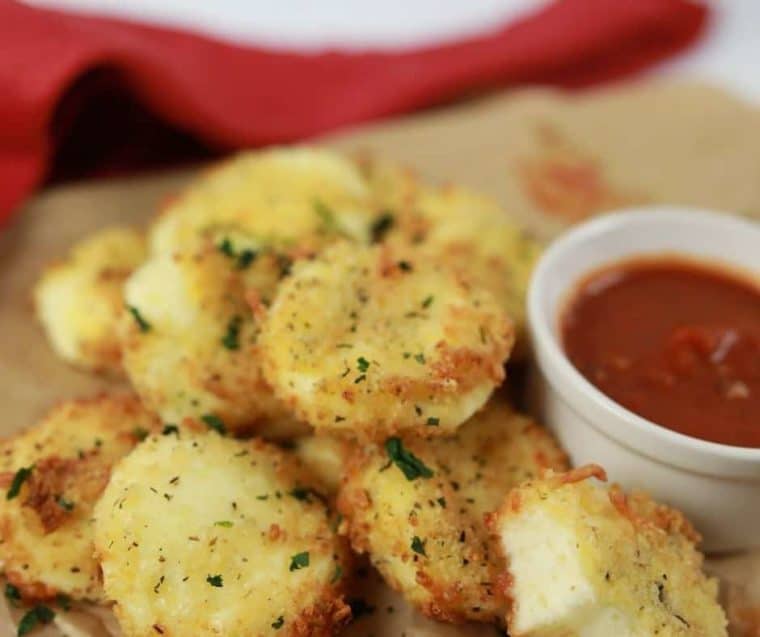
[528,207,760,552]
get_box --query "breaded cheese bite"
[34,226,146,374]
[336,398,567,623]
[0,395,159,602]
[121,246,303,437]
[493,465,728,637]
[93,431,351,637]
[389,185,542,346]
[259,242,514,439]
[149,147,378,257]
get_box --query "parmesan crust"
[94,432,351,637]
[259,242,514,439]
[0,395,159,601]
[336,398,567,623]
[120,246,304,438]
[494,466,728,636]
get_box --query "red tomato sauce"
[561,257,760,448]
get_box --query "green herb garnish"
[56,594,71,611]
[17,605,55,636]
[218,237,257,269]
[384,438,433,481]
[162,424,179,436]
[201,414,227,436]
[221,315,242,350]
[315,200,340,234]
[127,305,151,332]
[133,427,149,442]
[206,574,223,588]
[289,551,310,571]
[331,564,343,584]
[214,520,234,528]
[7,466,33,500]
[5,583,21,606]
[370,212,395,243]
[56,496,75,512]
[272,616,285,629]
[411,536,427,556]
[289,487,315,502]
[426,417,439,427]
[356,356,370,373]
[421,295,434,309]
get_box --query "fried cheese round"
[34,227,146,374]
[494,466,727,637]
[336,398,567,623]
[121,246,303,437]
[385,184,542,349]
[148,147,378,257]
[93,432,350,637]
[0,395,159,602]
[259,242,514,439]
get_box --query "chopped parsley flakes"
[206,574,223,588]
[315,200,345,236]
[384,438,433,481]
[370,212,395,243]
[272,616,285,629]
[5,583,20,606]
[218,237,257,269]
[17,605,55,636]
[201,414,227,436]
[214,520,234,528]
[356,356,370,373]
[221,315,242,350]
[56,495,75,512]
[421,295,434,309]
[289,486,320,503]
[289,551,310,571]
[414,353,426,365]
[331,564,343,584]
[56,594,71,611]
[127,305,151,332]
[133,427,149,442]
[162,424,179,436]
[7,466,33,500]
[411,536,427,557]
[426,417,440,427]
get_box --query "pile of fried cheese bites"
[0,148,727,637]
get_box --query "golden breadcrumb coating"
[0,395,159,602]
[93,432,350,637]
[359,158,542,345]
[120,246,304,438]
[336,398,567,623]
[259,242,514,439]
[148,147,378,257]
[494,465,728,637]
[412,186,541,342]
[34,227,146,374]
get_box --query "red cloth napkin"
[0,0,707,221]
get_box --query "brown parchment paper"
[0,81,758,636]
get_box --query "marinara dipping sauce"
[561,257,760,448]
